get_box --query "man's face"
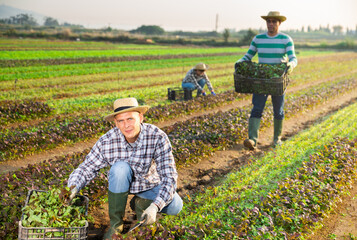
[195,69,205,76]
[266,18,281,36]
[114,111,143,143]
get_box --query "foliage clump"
[235,61,287,79]
[21,187,87,228]
[0,100,53,122]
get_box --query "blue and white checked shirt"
[67,123,178,210]
[182,68,213,92]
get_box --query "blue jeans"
[250,93,285,120]
[182,79,206,92]
[108,161,183,215]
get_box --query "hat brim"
[261,16,286,22]
[104,106,150,122]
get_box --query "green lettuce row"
[0,55,237,81]
[0,47,242,60]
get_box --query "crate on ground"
[168,87,193,101]
[234,62,290,96]
[18,189,89,240]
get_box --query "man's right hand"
[69,186,78,202]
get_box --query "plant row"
[0,55,237,81]
[0,100,53,124]
[0,47,242,60]
[1,76,356,162]
[0,52,239,68]
[0,39,173,50]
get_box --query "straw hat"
[194,63,209,71]
[261,11,286,22]
[104,97,150,122]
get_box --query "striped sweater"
[238,32,297,68]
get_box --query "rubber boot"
[243,117,261,150]
[130,196,153,220]
[103,191,128,240]
[273,119,283,147]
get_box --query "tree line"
[0,14,83,28]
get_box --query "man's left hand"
[287,62,294,74]
[142,203,158,225]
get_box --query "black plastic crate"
[234,66,290,96]
[168,87,193,101]
[18,189,89,240]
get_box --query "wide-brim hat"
[104,97,150,122]
[261,11,286,22]
[194,63,209,71]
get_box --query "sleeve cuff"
[154,196,166,212]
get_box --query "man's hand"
[142,203,158,225]
[69,186,78,202]
[287,62,294,74]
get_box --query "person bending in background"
[235,11,298,150]
[182,63,216,97]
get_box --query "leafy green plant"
[22,187,87,228]
[235,61,287,79]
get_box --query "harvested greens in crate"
[234,61,290,96]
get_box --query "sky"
[1,0,356,32]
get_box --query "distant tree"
[223,28,230,42]
[239,29,258,46]
[0,14,38,26]
[332,25,343,35]
[104,26,112,32]
[307,25,312,32]
[62,22,84,28]
[44,17,59,27]
[301,26,305,32]
[130,25,165,35]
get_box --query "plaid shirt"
[182,68,213,92]
[67,123,178,210]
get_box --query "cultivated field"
[0,38,356,239]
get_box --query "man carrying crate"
[67,98,183,239]
[235,11,298,150]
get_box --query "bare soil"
[2,86,357,239]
